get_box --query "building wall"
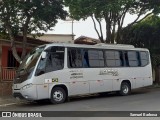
[1,46,8,67]
[0,45,13,96]
[1,46,29,68]
[0,44,31,96]
[36,34,74,43]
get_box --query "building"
[35,34,74,43]
[0,34,73,96]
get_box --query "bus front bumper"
[12,85,38,101]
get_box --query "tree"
[65,0,160,43]
[121,15,160,67]
[0,0,67,63]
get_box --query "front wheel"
[50,87,66,104]
[119,82,131,96]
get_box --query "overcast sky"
[47,13,140,39]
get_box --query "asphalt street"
[0,87,160,120]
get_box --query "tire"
[119,82,131,96]
[50,87,66,104]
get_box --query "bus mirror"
[41,52,46,59]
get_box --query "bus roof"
[44,43,149,51]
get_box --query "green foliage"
[0,32,9,39]
[121,15,160,67]
[0,0,68,35]
[152,54,160,68]
[65,0,160,43]
[0,0,68,62]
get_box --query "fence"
[1,67,16,81]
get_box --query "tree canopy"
[121,15,160,67]
[0,0,67,62]
[65,0,160,43]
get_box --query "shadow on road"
[16,88,154,107]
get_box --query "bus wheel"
[119,82,131,96]
[50,87,66,104]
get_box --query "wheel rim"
[53,90,64,102]
[122,85,129,94]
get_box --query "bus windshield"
[14,46,45,83]
[18,46,45,72]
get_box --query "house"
[0,34,73,96]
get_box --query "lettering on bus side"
[99,69,119,76]
[70,70,84,79]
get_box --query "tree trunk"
[106,23,112,43]
[6,24,21,63]
[21,30,27,60]
[105,15,112,43]
[21,14,31,60]
[91,15,104,43]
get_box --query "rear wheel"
[119,82,131,96]
[50,87,66,104]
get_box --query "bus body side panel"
[32,74,50,100]
[67,68,90,96]
[83,68,113,94]
[111,64,152,91]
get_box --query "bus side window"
[105,50,121,67]
[68,48,83,68]
[88,50,104,67]
[45,54,53,73]
[127,51,139,67]
[35,54,48,76]
[140,51,149,66]
[46,47,64,72]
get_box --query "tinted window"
[127,51,140,67]
[140,51,149,66]
[88,50,104,67]
[105,51,122,67]
[68,49,83,68]
[45,47,64,72]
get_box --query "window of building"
[105,51,122,67]
[88,50,104,67]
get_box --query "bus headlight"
[21,83,33,90]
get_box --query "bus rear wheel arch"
[119,81,131,96]
[50,85,68,104]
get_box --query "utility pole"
[65,17,74,41]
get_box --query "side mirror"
[41,52,47,59]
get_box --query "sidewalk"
[0,95,20,107]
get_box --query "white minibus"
[13,43,153,104]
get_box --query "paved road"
[0,87,160,120]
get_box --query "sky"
[47,13,140,39]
